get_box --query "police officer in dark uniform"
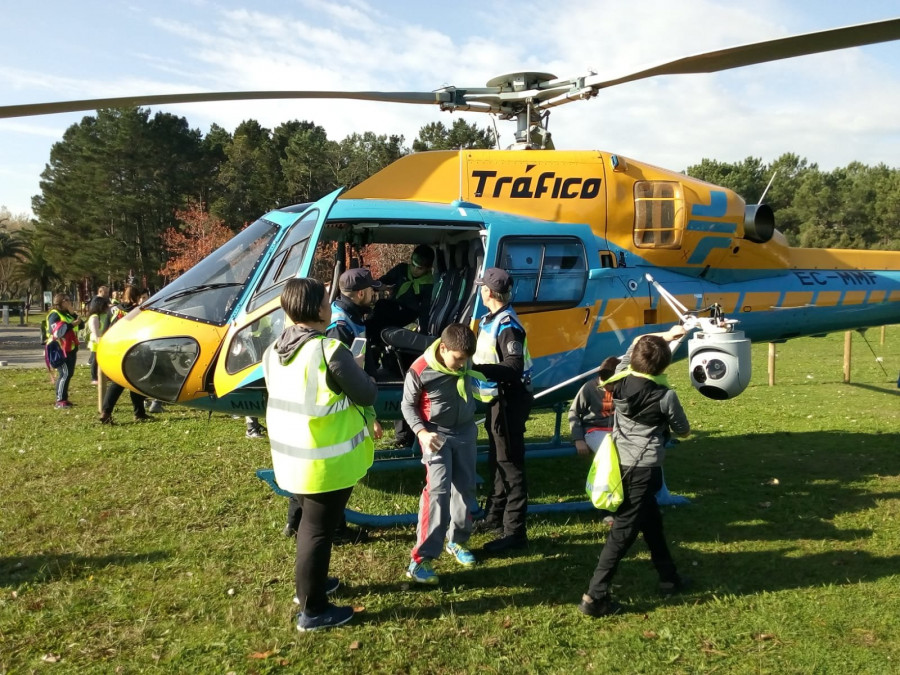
[327,268,382,352]
[471,267,534,553]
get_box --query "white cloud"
[1,0,899,216]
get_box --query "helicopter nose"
[96,307,224,403]
[120,337,200,401]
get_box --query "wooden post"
[843,331,852,383]
[767,342,776,386]
[880,325,886,346]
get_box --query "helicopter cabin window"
[246,210,317,312]
[633,181,684,249]
[497,237,587,313]
[225,308,286,374]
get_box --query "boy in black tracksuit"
[579,326,691,618]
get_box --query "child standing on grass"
[402,323,479,585]
[568,356,621,457]
[579,325,691,618]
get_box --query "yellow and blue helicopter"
[5,17,900,422]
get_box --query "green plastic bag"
[585,433,624,511]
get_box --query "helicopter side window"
[497,236,587,313]
[633,181,684,249]
[246,210,318,312]
[225,308,286,374]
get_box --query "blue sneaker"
[296,603,354,632]
[406,560,439,585]
[445,542,477,567]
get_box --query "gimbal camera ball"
[687,329,752,400]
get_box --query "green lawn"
[2,330,900,673]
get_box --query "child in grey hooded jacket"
[402,323,479,585]
[579,325,691,618]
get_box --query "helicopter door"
[478,219,598,390]
[211,189,342,402]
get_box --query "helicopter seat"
[458,238,484,323]
[446,239,480,325]
[425,244,462,336]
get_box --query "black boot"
[577,593,622,618]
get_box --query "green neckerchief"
[423,338,485,400]
[398,264,434,299]
[601,367,669,389]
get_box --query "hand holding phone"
[350,337,366,367]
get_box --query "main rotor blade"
[585,17,900,91]
[0,90,452,120]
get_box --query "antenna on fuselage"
[759,170,778,204]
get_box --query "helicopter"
[5,17,900,420]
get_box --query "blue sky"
[2,0,899,217]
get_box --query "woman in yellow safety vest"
[263,277,377,632]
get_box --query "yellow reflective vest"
[262,335,374,495]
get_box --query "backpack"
[45,340,66,369]
[585,433,624,512]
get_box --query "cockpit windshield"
[145,218,278,325]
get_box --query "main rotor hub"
[484,72,558,92]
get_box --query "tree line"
[0,105,898,303]
[0,110,491,303]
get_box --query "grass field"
[2,330,900,674]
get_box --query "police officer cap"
[475,267,512,293]
[339,268,383,293]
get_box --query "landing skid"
[255,404,689,527]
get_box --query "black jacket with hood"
[612,341,690,468]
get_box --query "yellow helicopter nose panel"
[97,308,227,402]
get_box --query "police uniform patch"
[507,341,523,356]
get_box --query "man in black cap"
[471,267,534,553]
[328,268,382,351]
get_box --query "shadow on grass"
[846,382,900,397]
[665,430,900,542]
[0,551,170,587]
[356,533,900,624]
[352,429,900,620]
[358,430,899,545]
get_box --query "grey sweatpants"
[410,423,478,563]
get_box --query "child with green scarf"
[579,325,692,618]
[401,323,480,585]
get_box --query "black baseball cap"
[339,268,383,293]
[475,267,512,293]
